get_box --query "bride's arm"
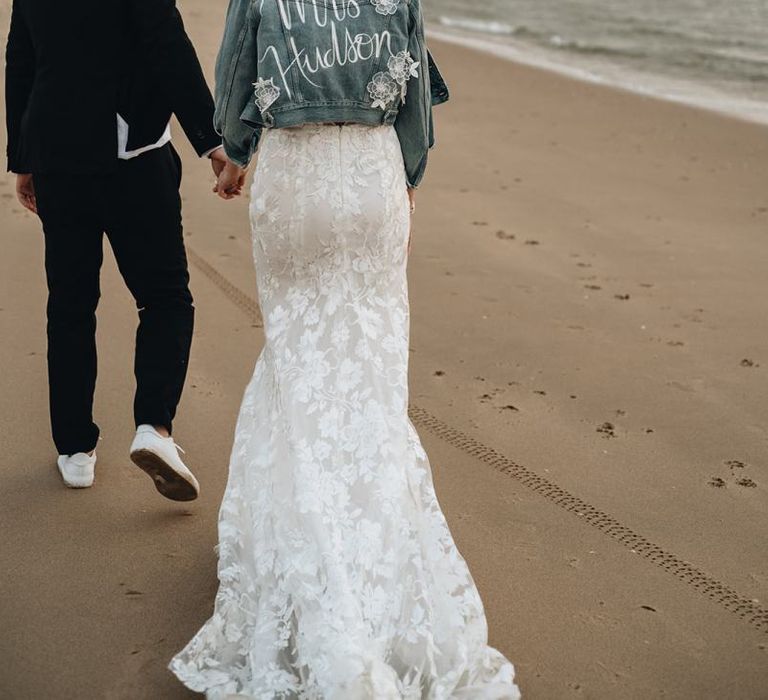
[214,0,261,169]
[393,0,432,190]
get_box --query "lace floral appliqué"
[368,51,420,110]
[253,77,281,114]
[370,0,400,15]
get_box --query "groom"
[5,0,227,501]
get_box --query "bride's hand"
[407,188,416,255]
[214,161,247,200]
[408,187,416,215]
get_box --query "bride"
[170,0,520,697]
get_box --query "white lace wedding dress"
[170,124,520,699]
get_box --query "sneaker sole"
[59,474,94,489]
[130,449,199,502]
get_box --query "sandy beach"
[1,0,767,697]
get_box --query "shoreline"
[428,26,768,128]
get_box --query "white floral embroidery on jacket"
[253,77,281,114]
[367,72,400,110]
[387,50,421,102]
[370,0,400,15]
[367,51,420,110]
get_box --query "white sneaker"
[57,452,97,489]
[129,425,199,502]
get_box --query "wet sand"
[1,0,767,697]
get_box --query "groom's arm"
[5,0,36,173]
[127,0,221,157]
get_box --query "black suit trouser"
[34,144,194,455]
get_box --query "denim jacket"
[214,0,449,187]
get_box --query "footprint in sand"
[597,422,617,439]
[711,461,758,489]
[736,478,758,489]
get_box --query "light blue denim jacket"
[214,0,449,187]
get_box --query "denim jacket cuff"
[223,141,252,169]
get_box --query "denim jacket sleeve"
[395,0,448,189]
[215,0,260,168]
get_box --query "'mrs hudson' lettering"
[260,0,395,97]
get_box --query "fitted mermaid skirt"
[170,124,520,699]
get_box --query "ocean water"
[425,0,768,124]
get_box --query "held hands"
[16,174,37,214]
[209,147,247,201]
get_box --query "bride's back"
[246,0,419,124]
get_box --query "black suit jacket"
[5,0,221,174]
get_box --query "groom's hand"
[208,146,227,178]
[214,161,247,201]
[16,174,37,214]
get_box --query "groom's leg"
[34,174,104,456]
[105,144,194,435]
